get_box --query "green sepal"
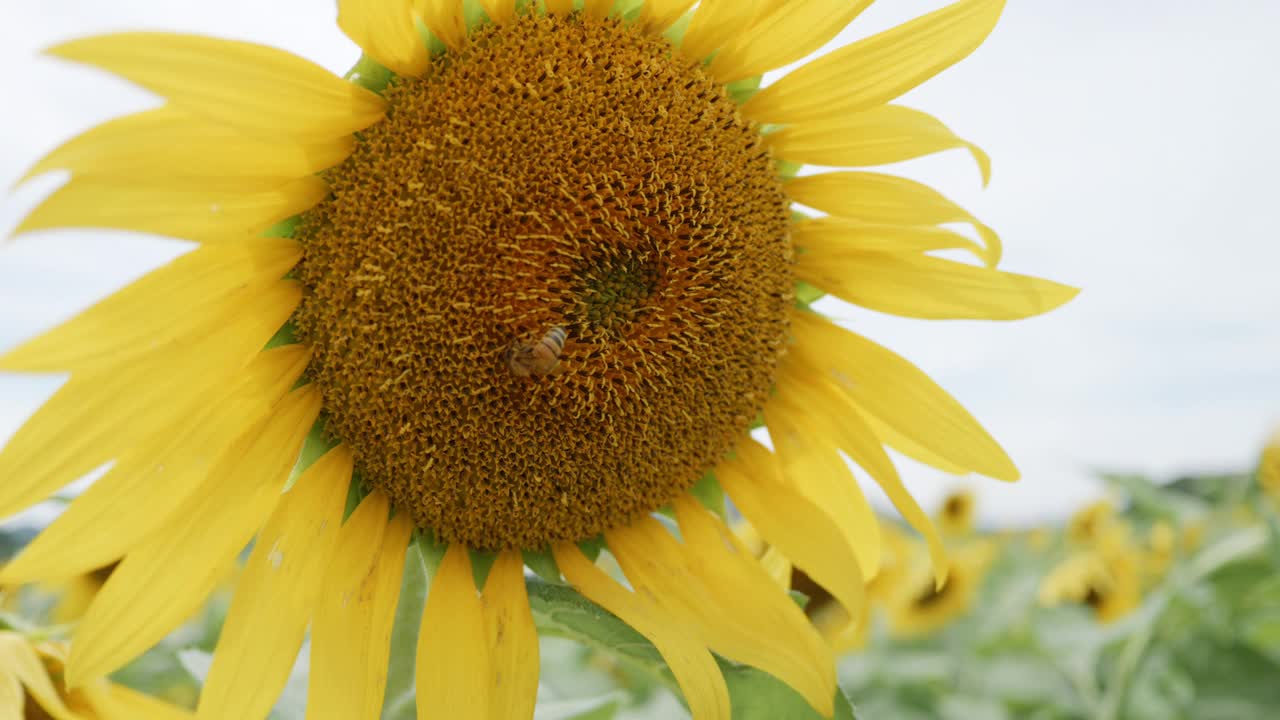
[345,53,395,94]
[264,215,301,239]
[775,158,804,180]
[284,417,338,490]
[579,535,606,562]
[524,548,565,583]
[342,474,369,522]
[690,472,727,520]
[470,549,499,588]
[662,11,693,47]
[726,75,763,105]
[794,281,826,308]
[263,321,298,350]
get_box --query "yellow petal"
[339,0,429,77]
[718,439,867,621]
[741,0,1006,123]
[478,0,517,23]
[767,104,990,185]
[785,170,1001,266]
[416,544,488,720]
[482,551,539,720]
[775,363,949,586]
[763,400,880,577]
[309,493,412,720]
[639,0,698,35]
[757,545,793,590]
[553,543,730,720]
[196,446,351,720]
[83,684,195,720]
[0,345,310,584]
[0,282,300,522]
[47,33,386,142]
[709,0,873,83]
[18,106,354,188]
[795,247,1079,320]
[792,216,987,266]
[414,0,468,50]
[680,0,758,62]
[611,502,835,716]
[791,311,1018,480]
[582,0,614,20]
[0,665,20,720]
[543,0,574,14]
[13,175,328,243]
[0,634,75,720]
[0,239,300,373]
[862,414,969,475]
[66,387,322,684]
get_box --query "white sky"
[1,0,1278,529]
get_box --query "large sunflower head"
[1,0,1074,717]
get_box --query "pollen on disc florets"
[293,11,793,550]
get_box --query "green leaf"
[381,537,435,720]
[722,664,858,720]
[937,695,1009,720]
[536,694,624,720]
[528,578,664,671]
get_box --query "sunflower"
[884,538,996,637]
[936,488,976,538]
[1260,429,1280,503]
[1067,499,1116,546]
[1,0,1073,717]
[1037,547,1141,624]
[1144,520,1176,579]
[0,630,190,719]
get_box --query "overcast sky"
[2,0,1278,529]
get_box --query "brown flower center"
[294,12,792,550]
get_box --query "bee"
[507,326,566,377]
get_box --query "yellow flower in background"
[0,631,190,719]
[886,539,997,637]
[1260,429,1280,502]
[1144,521,1176,579]
[1039,526,1143,624]
[0,0,1074,717]
[1181,521,1207,553]
[1067,499,1116,545]
[936,488,976,537]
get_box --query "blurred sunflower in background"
[0,0,1074,717]
[1039,522,1142,623]
[1067,499,1116,546]
[885,537,997,637]
[936,488,976,538]
[1260,429,1280,503]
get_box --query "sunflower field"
[4,439,1278,719]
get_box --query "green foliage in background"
[3,461,1277,718]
